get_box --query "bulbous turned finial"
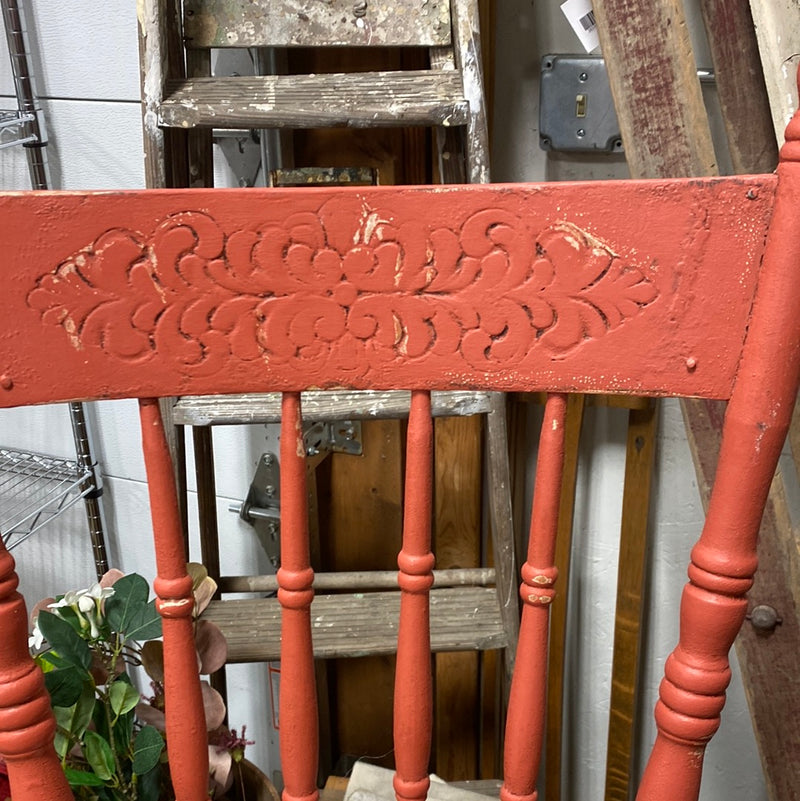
[779,63,800,162]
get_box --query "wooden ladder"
[137,0,517,778]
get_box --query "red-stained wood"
[500,394,568,801]
[0,546,73,801]
[636,104,800,801]
[0,178,775,407]
[277,394,319,801]
[138,399,208,801]
[393,391,435,801]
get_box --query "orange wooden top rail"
[0,175,775,408]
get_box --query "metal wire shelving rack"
[1,1,109,578]
[0,447,93,550]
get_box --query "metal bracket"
[303,420,363,457]
[230,452,280,568]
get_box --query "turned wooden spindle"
[393,390,435,801]
[278,393,319,801]
[636,76,800,801]
[139,398,209,801]
[500,393,568,801]
[0,544,73,801]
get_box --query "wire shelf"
[0,447,93,550]
[0,108,36,149]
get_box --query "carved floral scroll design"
[27,198,659,376]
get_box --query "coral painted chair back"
[2,94,800,801]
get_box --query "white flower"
[48,583,115,638]
[28,623,45,651]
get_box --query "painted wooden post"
[393,390,435,801]
[500,394,567,801]
[636,82,800,801]
[278,393,319,801]
[0,544,73,801]
[138,398,209,801]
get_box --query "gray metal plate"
[539,55,623,153]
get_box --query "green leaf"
[113,708,134,754]
[83,729,115,782]
[64,767,107,787]
[136,763,162,801]
[105,574,162,643]
[37,611,91,670]
[53,682,96,757]
[132,725,164,776]
[109,680,141,720]
[45,666,86,707]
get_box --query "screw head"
[579,72,588,82]
[748,604,782,632]
[353,0,367,17]
[576,128,586,138]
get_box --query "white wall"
[0,1,768,798]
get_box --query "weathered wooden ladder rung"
[159,72,469,130]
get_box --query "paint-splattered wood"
[173,390,494,425]
[0,179,775,410]
[183,0,452,49]
[159,72,469,130]
[201,586,507,661]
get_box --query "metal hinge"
[230,452,280,569]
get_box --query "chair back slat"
[139,399,209,801]
[0,179,775,411]
[277,393,319,801]
[0,547,73,801]
[393,391,435,801]
[182,0,452,49]
[501,394,567,801]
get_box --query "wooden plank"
[697,0,778,174]
[604,401,657,801]
[203,586,508,662]
[159,72,469,129]
[3,178,775,410]
[748,0,800,143]
[544,393,585,801]
[592,0,718,178]
[434,415,482,780]
[183,0,452,49]
[174,391,494,425]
